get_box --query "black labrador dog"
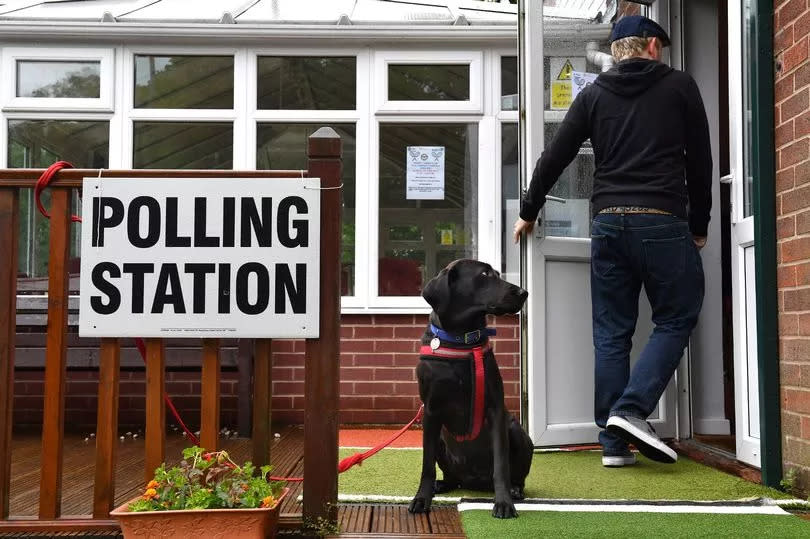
[408,259,533,519]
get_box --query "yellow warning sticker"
[556,59,574,80]
[551,80,572,110]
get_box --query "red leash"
[34,162,201,446]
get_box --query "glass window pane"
[742,0,754,217]
[378,123,478,296]
[134,55,234,109]
[256,123,357,296]
[133,122,233,169]
[501,56,518,111]
[388,64,470,101]
[543,123,594,238]
[257,57,356,110]
[16,60,100,98]
[8,119,109,282]
[501,123,519,285]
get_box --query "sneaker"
[601,451,637,468]
[606,415,677,464]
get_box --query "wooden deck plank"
[200,339,220,451]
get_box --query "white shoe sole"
[606,416,677,464]
[602,454,637,467]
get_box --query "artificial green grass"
[337,449,791,501]
[460,511,810,538]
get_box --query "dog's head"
[422,259,528,330]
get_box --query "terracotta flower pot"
[111,487,289,539]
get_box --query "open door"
[727,0,761,467]
[521,1,678,445]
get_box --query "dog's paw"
[510,486,526,500]
[433,480,459,494]
[492,500,518,519]
[408,496,432,514]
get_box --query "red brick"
[784,287,810,313]
[355,354,394,367]
[780,139,809,169]
[271,352,303,368]
[293,367,305,381]
[798,262,810,284]
[796,9,810,40]
[783,88,809,121]
[783,37,810,73]
[492,340,520,354]
[354,326,394,339]
[782,313,801,335]
[776,120,795,148]
[776,25,796,55]
[375,396,416,410]
[342,340,374,353]
[785,388,810,413]
[373,368,414,381]
[780,0,808,28]
[271,340,296,353]
[797,61,810,88]
[776,72,796,102]
[800,313,810,335]
[797,110,810,138]
[340,396,373,409]
[393,382,420,396]
[393,353,417,367]
[342,368,375,381]
[779,215,797,239]
[797,160,810,186]
[272,381,304,395]
[342,314,374,325]
[339,353,355,367]
[374,340,416,353]
[782,362,804,386]
[340,326,354,339]
[353,382,392,395]
[782,236,810,262]
[272,367,294,381]
[797,209,810,233]
[778,167,796,195]
[802,416,810,438]
[394,326,426,339]
[782,338,810,360]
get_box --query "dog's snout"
[515,288,528,301]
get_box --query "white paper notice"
[572,71,598,101]
[406,146,445,200]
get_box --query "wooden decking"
[5,428,464,536]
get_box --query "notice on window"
[572,71,598,101]
[550,57,585,111]
[406,146,445,200]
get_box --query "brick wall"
[775,0,810,493]
[12,314,521,433]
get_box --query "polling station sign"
[78,178,320,339]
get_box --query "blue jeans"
[590,213,704,453]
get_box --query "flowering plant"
[128,446,285,512]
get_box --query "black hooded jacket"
[520,58,713,236]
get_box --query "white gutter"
[0,20,611,44]
[586,41,614,72]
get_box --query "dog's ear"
[422,267,453,314]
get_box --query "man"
[513,15,711,467]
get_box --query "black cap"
[609,15,671,47]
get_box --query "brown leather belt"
[598,206,673,215]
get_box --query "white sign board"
[572,71,598,101]
[79,178,320,338]
[406,146,445,200]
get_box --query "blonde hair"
[610,36,654,61]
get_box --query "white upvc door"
[727,0,761,468]
[521,0,678,446]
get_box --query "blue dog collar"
[429,323,496,345]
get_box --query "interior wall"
[683,0,730,436]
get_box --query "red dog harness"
[419,341,491,442]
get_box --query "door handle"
[720,174,733,184]
[545,195,567,203]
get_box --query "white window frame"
[121,46,244,169]
[494,50,519,282]
[1,47,114,112]
[374,50,483,114]
[247,47,367,307]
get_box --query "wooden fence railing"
[0,128,342,531]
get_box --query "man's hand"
[693,236,707,250]
[513,218,535,244]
